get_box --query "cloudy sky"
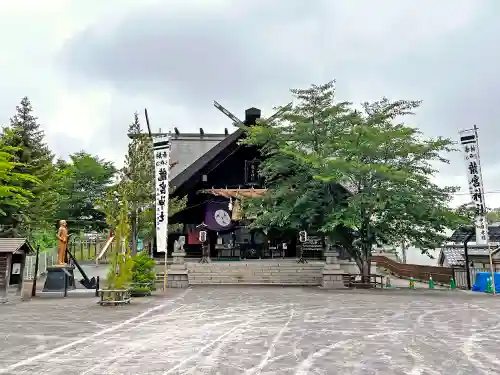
[1,0,500,208]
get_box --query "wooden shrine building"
[165,106,295,259]
[132,104,347,260]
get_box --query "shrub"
[130,250,156,296]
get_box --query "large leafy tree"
[289,86,466,276]
[56,151,116,232]
[244,81,467,277]
[0,97,59,236]
[241,82,352,249]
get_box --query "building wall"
[0,253,7,291]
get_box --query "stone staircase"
[186,261,324,286]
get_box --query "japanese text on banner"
[461,131,488,245]
[153,138,170,253]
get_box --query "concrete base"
[322,250,346,289]
[322,272,346,289]
[21,280,33,301]
[168,251,189,288]
[42,265,76,292]
[167,270,189,288]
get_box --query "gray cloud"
[59,0,500,199]
[61,0,329,109]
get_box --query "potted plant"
[130,251,156,297]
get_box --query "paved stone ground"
[0,287,500,374]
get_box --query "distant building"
[438,224,500,269]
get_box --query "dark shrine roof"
[447,225,500,243]
[169,133,229,181]
[170,129,243,194]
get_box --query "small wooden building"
[0,238,34,300]
[440,225,500,268]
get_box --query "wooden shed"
[0,238,34,300]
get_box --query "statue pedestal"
[322,251,346,289]
[167,252,189,288]
[43,265,76,292]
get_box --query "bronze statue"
[57,220,68,265]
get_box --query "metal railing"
[24,239,111,280]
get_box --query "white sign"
[460,128,488,245]
[11,263,21,275]
[153,135,171,253]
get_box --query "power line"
[452,191,500,196]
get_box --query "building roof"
[439,245,500,266]
[447,225,500,243]
[170,129,244,194]
[0,238,35,254]
[169,133,229,180]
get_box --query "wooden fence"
[371,255,453,284]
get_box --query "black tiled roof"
[170,129,243,194]
[440,247,465,266]
[447,225,500,243]
[440,245,500,266]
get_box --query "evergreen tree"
[122,112,154,253]
[0,97,58,236]
[106,112,186,254]
[0,144,40,215]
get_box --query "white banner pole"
[153,134,171,292]
[460,126,494,293]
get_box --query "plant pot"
[98,288,131,306]
[130,282,153,297]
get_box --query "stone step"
[187,268,323,273]
[189,280,319,285]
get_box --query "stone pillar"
[21,279,33,301]
[167,251,189,288]
[322,250,346,289]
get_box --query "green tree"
[105,197,134,290]
[122,113,155,253]
[245,82,467,278]
[0,144,40,215]
[487,207,500,224]
[117,112,186,253]
[0,97,59,236]
[241,82,351,248]
[56,151,116,232]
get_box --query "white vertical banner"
[153,135,171,253]
[460,128,488,245]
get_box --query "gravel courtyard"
[0,287,499,374]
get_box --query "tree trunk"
[361,257,370,283]
[401,242,407,264]
[130,209,138,255]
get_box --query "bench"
[342,274,384,289]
